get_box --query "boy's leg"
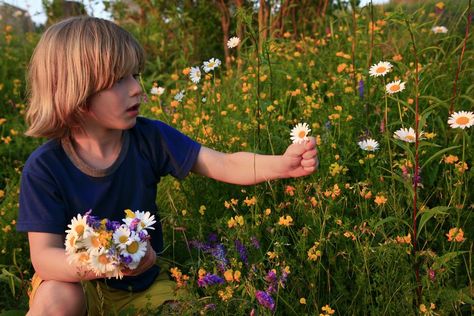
[28,278,86,316]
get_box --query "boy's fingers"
[302,149,317,159]
[301,158,316,167]
[305,137,316,150]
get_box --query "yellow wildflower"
[446,228,465,242]
[307,242,322,261]
[300,298,307,304]
[278,215,293,226]
[243,196,257,206]
[374,195,387,206]
[444,155,459,164]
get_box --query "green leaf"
[416,206,450,236]
[431,251,467,270]
[373,216,410,230]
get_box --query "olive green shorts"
[29,265,176,316]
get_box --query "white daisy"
[113,224,131,250]
[89,249,119,276]
[448,111,474,129]
[65,213,90,239]
[227,36,240,48]
[174,90,185,102]
[358,138,379,151]
[369,61,392,77]
[83,230,108,255]
[202,58,221,73]
[385,80,406,94]
[66,250,90,267]
[189,66,201,84]
[119,233,147,265]
[432,26,448,34]
[65,232,84,255]
[290,123,311,144]
[393,127,423,143]
[123,210,156,232]
[150,86,165,95]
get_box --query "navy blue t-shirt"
[17,117,201,291]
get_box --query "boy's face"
[85,74,142,131]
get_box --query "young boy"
[17,16,318,315]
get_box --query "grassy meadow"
[0,0,473,315]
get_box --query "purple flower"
[358,79,364,99]
[208,232,218,243]
[198,273,224,287]
[106,220,121,231]
[120,255,133,265]
[234,239,248,266]
[250,236,260,249]
[129,218,141,231]
[210,244,228,272]
[255,290,275,310]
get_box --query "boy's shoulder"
[25,139,62,165]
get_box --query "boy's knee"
[28,280,86,316]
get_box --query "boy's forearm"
[222,152,286,185]
[32,247,103,282]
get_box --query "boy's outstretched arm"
[192,137,318,185]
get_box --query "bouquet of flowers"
[64,209,156,279]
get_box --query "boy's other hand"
[282,136,319,178]
[121,241,156,277]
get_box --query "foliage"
[0,0,473,314]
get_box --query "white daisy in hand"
[385,80,406,94]
[119,232,147,266]
[202,58,221,73]
[113,224,131,250]
[66,213,90,239]
[448,111,474,129]
[189,66,201,84]
[227,36,240,48]
[65,232,84,255]
[123,210,156,231]
[393,127,423,143]
[369,61,392,77]
[83,230,105,255]
[290,123,311,144]
[358,138,379,151]
[89,249,119,276]
[432,26,448,34]
[66,251,90,267]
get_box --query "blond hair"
[26,16,144,139]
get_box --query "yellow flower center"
[69,236,76,247]
[298,130,306,138]
[455,116,469,125]
[389,84,400,92]
[98,254,109,265]
[207,62,215,68]
[376,66,386,73]
[366,145,374,150]
[405,135,415,141]
[127,241,139,254]
[74,224,84,236]
[119,235,128,244]
[91,235,101,248]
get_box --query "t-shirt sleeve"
[17,168,67,234]
[152,120,201,180]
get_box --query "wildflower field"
[0,0,473,315]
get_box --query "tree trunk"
[216,0,231,70]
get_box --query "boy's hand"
[122,241,156,276]
[282,137,318,178]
